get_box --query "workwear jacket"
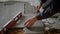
[36,0,60,20]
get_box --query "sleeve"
[36,9,57,20]
[41,0,47,3]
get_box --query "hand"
[35,5,40,13]
[24,16,37,28]
[35,2,42,13]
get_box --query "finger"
[24,20,30,25]
[25,22,32,27]
[27,22,34,27]
[25,22,29,26]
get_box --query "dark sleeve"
[41,0,47,3]
[36,9,57,20]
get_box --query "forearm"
[36,9,57,20]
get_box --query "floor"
[4,28,60,34]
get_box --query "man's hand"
[24,16,37,28]
[35,6,40,13]
[35,2,42,13]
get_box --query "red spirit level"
[0,11,23,34]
